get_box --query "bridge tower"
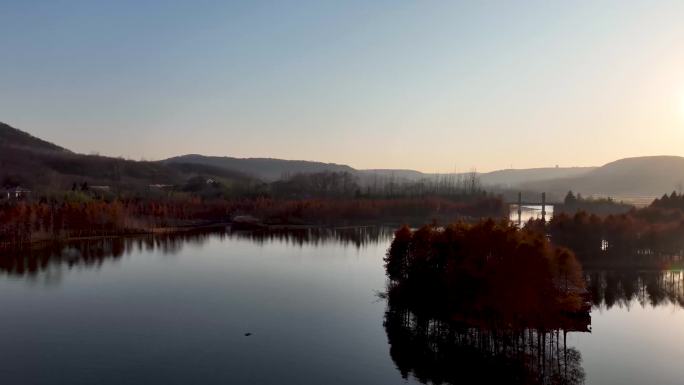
[517,192,522,226]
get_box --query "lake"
[509,204,554,225]
[0,229,681,384]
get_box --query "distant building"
[90,185,111,191]
[4,187,31,200]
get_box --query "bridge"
[508,192,553,226]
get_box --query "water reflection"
[509,205,555,225]
[383,292,589,385]
[587,269,684,309]
[2,226,680,385]
[229,226,394,248]
[0,226,393,278]
[0,231,218,278]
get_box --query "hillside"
[4,122,683,201]
[0,122,252,191]
[0,122,69,153]
[478,167,595,186]
[164,154,356,181]
[521,156,684,201]
[166,155,598,187]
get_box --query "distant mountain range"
[1,121,682,201]
[165,154,596,185]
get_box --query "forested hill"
[478,167,595,186]
[0,122,254,192]
[4,121,684,200]
[166,155,597,187]
[0,122,69,153]
[521,156,684,199]
[164,154,355,182]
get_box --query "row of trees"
[555,191,633,216]
[270,172,359,199]
[6,170,488,202]
[361,171,484,199]
[268,170,487,200]
[530,194,684,265]
[651,191,684,210]
[0,198,233,247]
[0,194,505,248]
[247,196,504,226]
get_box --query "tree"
[564,191,577,205]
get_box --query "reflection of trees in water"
[587,270,684,309]
[0,237,128,278]
[384,299,586,385]
[0,230,224,278]
[0,226,393,278]
[227,226,394,248]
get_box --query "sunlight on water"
[509,204,554,225]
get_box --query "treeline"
[270,172,360,198]
[385,220,587,329]
[554,190,633,216]
[651,191,684,210]
[6,168,489,202]
[0,198,230,246]
[360,171,484,198]
[269,170,487,200]
[248,196,504,226]
[2,166,499,246]
[0,195,504,248]
[530,193,684,265]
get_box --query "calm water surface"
[0,229,681,384]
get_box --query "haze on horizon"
[2,0,684,173]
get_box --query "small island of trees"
[385,220,588,329]
[383,220,589,385]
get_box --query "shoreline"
[0,221,232,251]
[0,221,401,252]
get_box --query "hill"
[521,156,684,202]
[166,155,597,187]
[164,154,356,181]
[4,122,683,202]
[478,167,595,186]
[0,122,253,192]
[0,122,69,153]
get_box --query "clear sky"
[2,0,684,172]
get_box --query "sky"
[2,0,684,172]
